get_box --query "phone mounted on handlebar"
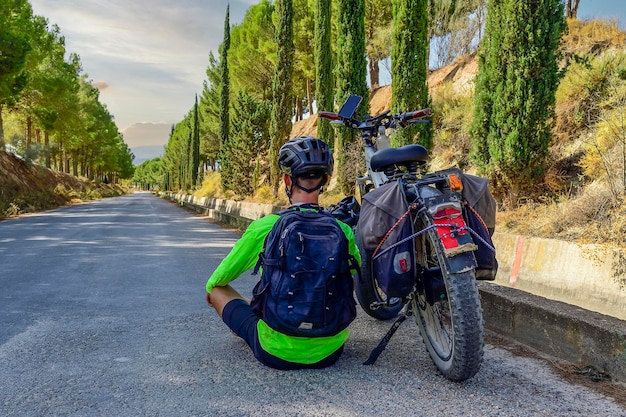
[337,94,362,119]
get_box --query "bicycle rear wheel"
[412,220,484,381]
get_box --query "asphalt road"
[1,192,624,417]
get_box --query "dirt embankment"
[0,151,126,219]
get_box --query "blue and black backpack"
[250,205,358,337]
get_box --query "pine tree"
[218,6,232,191]
[314,0,334,146]
[335,0,369,195]
[0,0,33,150]
[470,0,566,205]
[390,0,432,149]
[269,0,295,195]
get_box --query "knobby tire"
[412,223,484,381]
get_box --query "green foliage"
[430,82,475,170]
[335,0,369,195]
[391,0,432,149]
[191,96,201,187]
[133,158,164,191]
[293,0,315,114]
[576,52,626,197]
[470,0,566,205]
[314,0,334,144]
[221,90,271,196]
[1,3,133,183]
[229,1,275,100]
[199,52,221,170]
[429,0,486,68]
[365,0,392,87]
[0,0,33,144]
[162,119,192,191]
[269,0,295,195]
[218,5,231,179]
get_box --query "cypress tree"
[390,0,432,149]
[314,0,334,146]
[228,90,271,197]
[269,0,295,195]
[218,6,232,191]
[335,0,369,195]
[191,94,200,187]
[470,0,566,205]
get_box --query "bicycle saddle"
[370,144,429,172]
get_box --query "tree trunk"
[306,79,313,116]
[44,131,51,168]
[369,58,380,88]
[0,104,5,150]
[26,116,32,148]
[72,150,79,176]
[566,0,580,18]
[295,96,303,121]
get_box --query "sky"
[28,0,625,154]
[29,0,258,152]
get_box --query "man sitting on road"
[205,136,361,370]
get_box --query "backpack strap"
[252,205,340,276]
[348,254,361,280]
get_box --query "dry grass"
[562,18,626,57]
[0,151,127,219]
[497,181,625,249]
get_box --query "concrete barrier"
[172,193,281,230]
[491,233,626,321]
[166,193,626,382]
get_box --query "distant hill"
[131,146,164,165]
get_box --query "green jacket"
[206,209,361,364]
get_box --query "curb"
[167,193,626,383]
[478,282,625,382]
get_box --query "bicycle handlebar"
[319,111,341,120]
[319,107,432,131]
[399,108,433,120]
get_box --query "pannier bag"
[358,181,416,298]
[326,196,360,227]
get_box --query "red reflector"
[399,258,408,272]
[433,207,461,219]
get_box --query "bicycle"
[321,95,495,381]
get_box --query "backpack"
[358,181,416,298]
[250,206,358,337]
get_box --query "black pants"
[221,299,344,370]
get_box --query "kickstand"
[363,312,408,365]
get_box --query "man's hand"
[205,292,213,307]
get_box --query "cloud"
[122,122,172,148]
[92,80,109,91]
[29,0,256,130]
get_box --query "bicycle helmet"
[278,136,334,177]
